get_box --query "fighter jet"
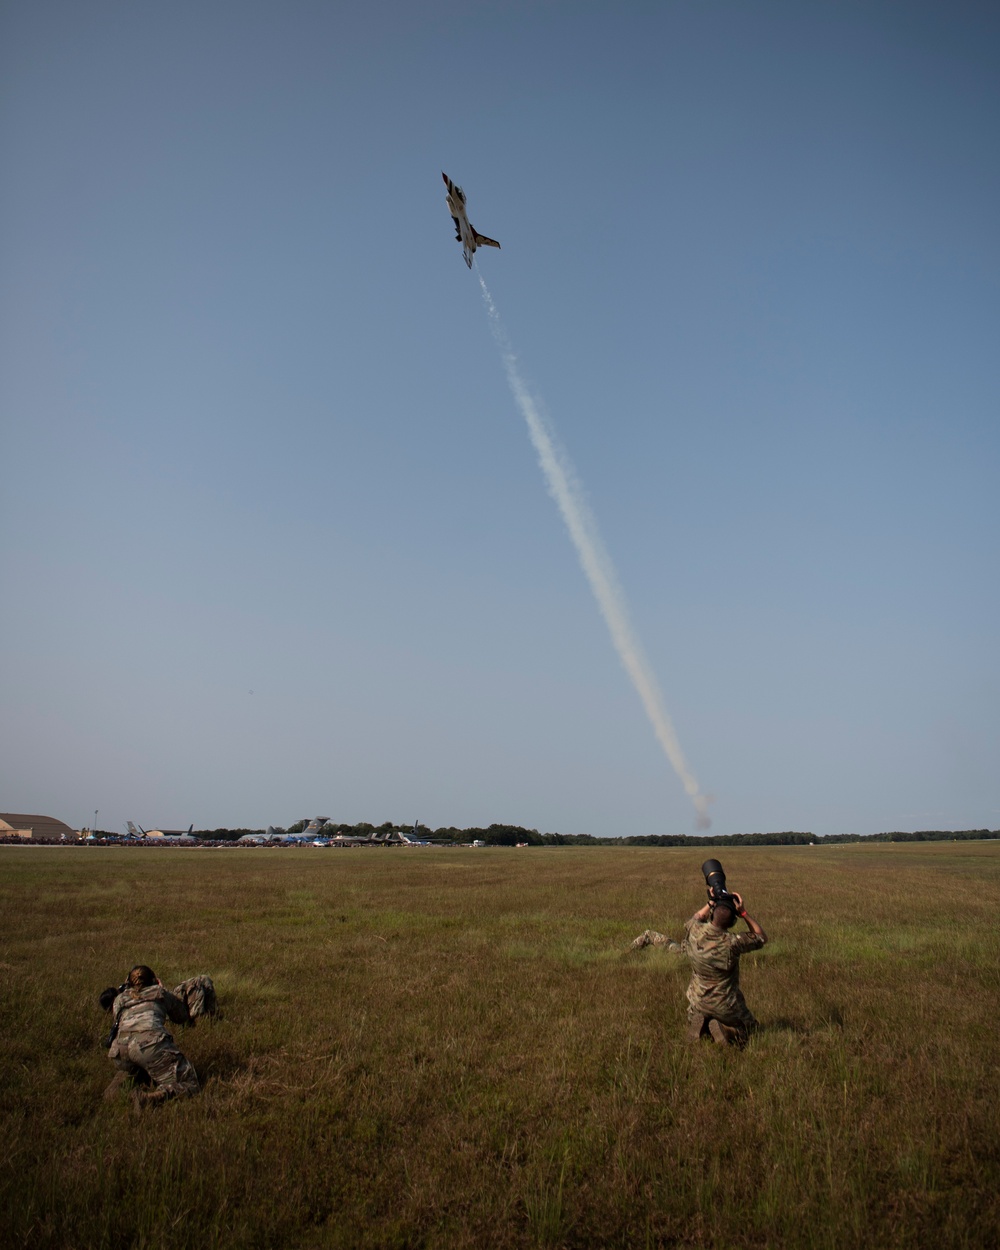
[442,172,500,269]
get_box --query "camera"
[98,983,128,1048]
[99,983,126,1013]
[701,859,739,912]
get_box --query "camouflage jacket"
[112,985,189,1038]
[682,914,764,1018]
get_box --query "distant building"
[0,813,77,841]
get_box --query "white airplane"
[125,821,196,843]
[442,172,500,269]
[398,819,431,846]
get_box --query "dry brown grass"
[1,842,997,1248]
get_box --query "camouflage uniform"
[630,930,682,952]
[108,984,199,1098]
[172,975,217,1022]
[681,913,764,1041]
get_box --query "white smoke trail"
[478,273,711,829]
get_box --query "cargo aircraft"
[125,821,196,843]
[236,818,330,845]
[442,172,500,269]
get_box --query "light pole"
[94,809,99,837]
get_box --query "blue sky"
[2,1,997,837]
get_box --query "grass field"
[1,842,998,1249]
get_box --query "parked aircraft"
[279,818,331,843]
[125,821,197,843]
[235,818,332,845]
[236,819,434,847]
[442,172,500,269]
[397,820,431,846]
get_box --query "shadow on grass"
[196,1043,250,1084]
[761,1004,844,1036]
[190,1040,263,1090]
[763,1017,815,1034]
[817,1002,845,1028]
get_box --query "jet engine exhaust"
[478,274,711,829]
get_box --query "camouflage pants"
[686,1001,758,1045]
[110,1031,199,1098]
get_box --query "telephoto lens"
[701,859,728,898]
[701,860,740,915]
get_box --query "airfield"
[1,840,997,1249]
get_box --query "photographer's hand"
[736,900,768,944]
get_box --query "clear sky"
[2,1,997,838]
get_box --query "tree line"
[190,824,1000,846]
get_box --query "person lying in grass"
[99,965,215,1106]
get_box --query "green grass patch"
[0,843,997,1247]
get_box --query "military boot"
[709,1019,740,1046]
[103,1071,129,1102]
[707,1019,728,1045]
[686,1014,707,1042]
[132,1088,171,1111]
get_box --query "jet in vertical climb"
[442,172,501,269]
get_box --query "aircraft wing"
[473,230,501,250]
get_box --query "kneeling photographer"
[630,859,767,1047]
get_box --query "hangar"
[0,812,78,841]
